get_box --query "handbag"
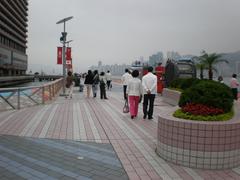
[123,100,129,113]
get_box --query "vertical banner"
[66,58,72,71]
[66,47,71,60]
[57,47,62,64]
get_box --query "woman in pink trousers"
[126,70,142,119]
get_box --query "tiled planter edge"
[157,106,240,169]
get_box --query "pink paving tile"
[8,110,34,135]
[131,160,143,168]
[123,164,135,172]
[46,103,63,138]
[147,170,162,180]
[127,172,141,180]
[139,175,151,180]
[79,103,95,140]
[33,106,56,137]
[135,167,148,176]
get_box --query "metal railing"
[0,78,63,111]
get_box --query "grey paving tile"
[0,135,128,180]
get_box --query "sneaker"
[148,117,153,120]
[131,116,134,119]
[143,115,147,119]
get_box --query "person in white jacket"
[142,66,157,120]
[121,69,132,100]
[126,70,142,119]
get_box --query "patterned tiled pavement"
[0,135,127,180]
[1,83,240,180]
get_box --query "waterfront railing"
[0,78,63,111]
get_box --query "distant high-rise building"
[167,51,181,60]
[149,52,163,67]
[98,61,102,67]
[0,0,28,76]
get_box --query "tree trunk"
[200,66,203,79]
[209,65,213,80]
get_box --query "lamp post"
[56,16,73,95]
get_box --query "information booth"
[165,58,196,87]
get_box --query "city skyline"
[27,0,240,73]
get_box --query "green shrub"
[173,109,234,121]
[169,78,200,90]
[179,80,234,112]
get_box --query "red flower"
[182,103,224,116]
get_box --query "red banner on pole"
[66,47,71,60]
[57,47,62,64]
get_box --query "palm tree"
[195,63,207,79]
[199,51,228,80]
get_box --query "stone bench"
[162,88,181,106]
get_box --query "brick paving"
[0,83,240,180]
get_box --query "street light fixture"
[56,16,73,95]
[65,40,73,47]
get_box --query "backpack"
[100,78,105,85]
[93,75,99,84]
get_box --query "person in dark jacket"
[84,70,93,98]
[99,72,108,99]
[92,70,99,98]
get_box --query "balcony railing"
[0,78,63,111]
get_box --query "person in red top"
[230,74,239,100]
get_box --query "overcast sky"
[27,0,240,73]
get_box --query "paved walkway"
[0,83,240,180]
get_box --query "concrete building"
[0,0,28,76]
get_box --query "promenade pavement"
[0,83,240,180]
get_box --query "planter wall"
[162,88,181,106]
[157,104,240,169]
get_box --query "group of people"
[122,66,157,120]
[84,70,112,99]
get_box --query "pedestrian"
[230,74,239,100]
[218,76,224,83]
[65,71,74,99]
[126,70,142,119]
[142,66,157,120]
[92,70,99,98]
[84,70,93,98]
[106,70,112,90]
[99,72,108,99]
[121,69,132,100]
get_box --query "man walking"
[121,69,132,100]
[106,70,112,90]
[142,66,157,120]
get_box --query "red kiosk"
[155,65,165,93]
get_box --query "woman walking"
[126,70,142,119]
[84,70,93,98]
[99,72,108,99]
[65,71,74,99]
[230,74,239,100]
